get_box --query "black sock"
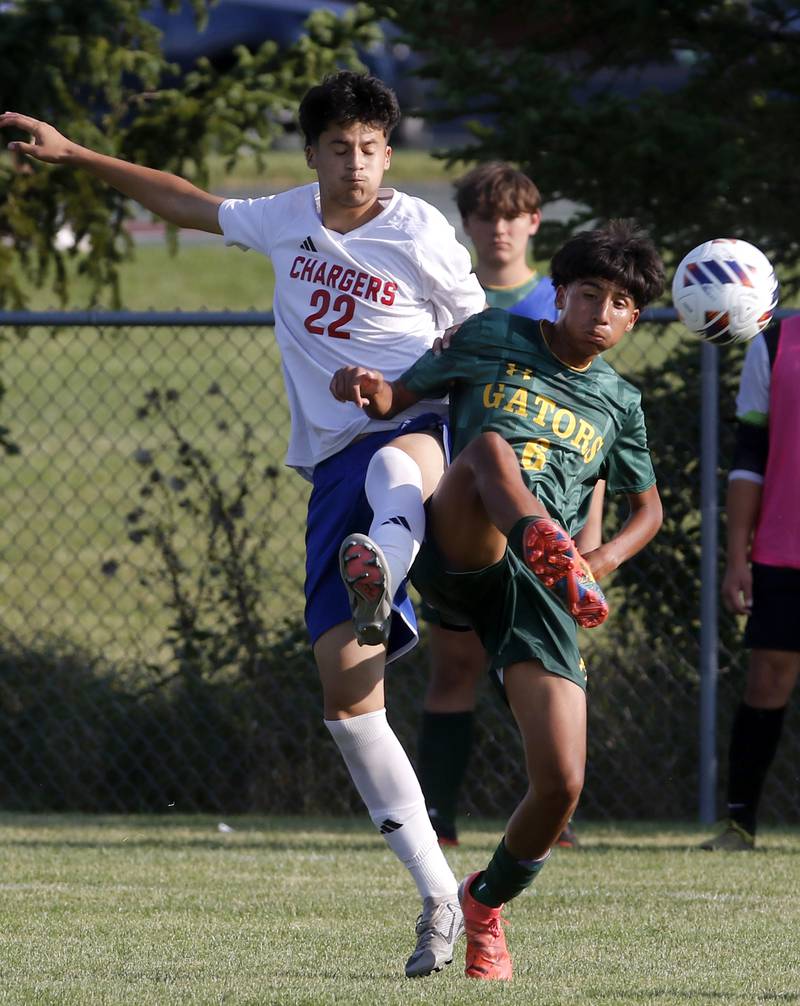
[471,837,548,907]
[727,702,787,835]
[417,710,474,839]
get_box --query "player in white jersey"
[1,71,485,978]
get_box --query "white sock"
[325,710,457,899]
[365,446,425,599]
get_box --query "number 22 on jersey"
[304,289,355,340]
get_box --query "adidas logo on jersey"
[300,236,317,252]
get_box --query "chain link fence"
[1,313,797,822]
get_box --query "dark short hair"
[455,162,542,220]
[298,70,401,146]
[550,220,665,308]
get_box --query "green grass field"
[0,815,797,1005]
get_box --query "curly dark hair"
[550,220,665,308]
[298,70,401,146]
[455,162,542,220]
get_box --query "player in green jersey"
[418,162,583,852]
[330,219,665,981]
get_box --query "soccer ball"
[671,238,779,345]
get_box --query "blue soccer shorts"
[304,413,445,664]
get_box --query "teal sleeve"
[400,316,484,397]
[603,403,657,496]
[400,347,453,398]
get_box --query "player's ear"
[528,209,542,237]
[304,144,316,169]
[554,285,567,310]
[384,144,392,170]
[626,307,640,330]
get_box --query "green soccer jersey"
[400,308,656,534]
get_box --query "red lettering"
[364,276,382,302]
[328,294,356,339]
[295,256,396,310]
[326,264,343,287]
[304,289,329,334]
[303,290,355,340]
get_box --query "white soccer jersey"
[735,332,770,426]
[218,183,485,473]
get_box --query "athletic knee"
[745,651,800,706]
[386,433,444,497]
[463,430,511,466]
[425,667,480,709]
[533,764,585,816]
[427,639,485,700]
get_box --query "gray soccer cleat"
[405,894,464,978]
[699,820,755,852]
[338,533,393,646]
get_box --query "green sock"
[471,837,549,907]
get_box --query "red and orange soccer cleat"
[521,517,609,629]
[457,872,512,981]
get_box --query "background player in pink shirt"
[701,316,800,851]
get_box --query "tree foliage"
[377,0,800,290]
[0,0,379,308]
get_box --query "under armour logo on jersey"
[300,236,317,252]
[381,516,411,531]
[379,819,403,834]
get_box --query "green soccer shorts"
[410,535,588,691]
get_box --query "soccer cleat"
[338,533,393,646]
[404,895,464,978]
[458,871,512,981]
[438,834,460,848]
[556,821,580,849]
[699,820,755,852]
[521,517,609,628]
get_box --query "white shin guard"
[325,710,457,899]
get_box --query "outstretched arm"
[329,366,421,419]
[579,484,662,580]
[0,112,223,233]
